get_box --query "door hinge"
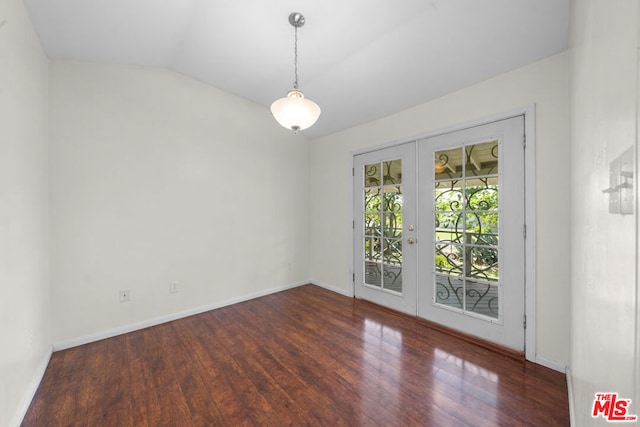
[353,220,355,229]
[352,167,355,177]
[523,224,527,239]
[352,273,355,282]
[524,315,527,329]
[523,134,526,149]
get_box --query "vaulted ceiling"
[23,0,571,139]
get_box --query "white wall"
[49,62,310,345]
[0,0,51,425]
[309,52,571,367]
[569,1,639,425]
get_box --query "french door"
[354,117,526,350]
[353,142,417,315]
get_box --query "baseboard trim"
[12,345,53,427]
[310,280,352,297]
[566,366,575,426]
[53,280,309,351]
[534,356,567,373]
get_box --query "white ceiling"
[23,0,571,139]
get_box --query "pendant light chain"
[270,12,321,133]
[293,24,299,89]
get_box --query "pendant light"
[271,12,321,133]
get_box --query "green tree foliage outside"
[435,183,499,280]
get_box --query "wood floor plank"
[147,323,198,427]
[126,327,165,426]
[167,319,229,426]
[228,301,371,426]
[228,303,365,426]
[22,285,569,426]
[24,345,88,426]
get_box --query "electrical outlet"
[170,281,178,294]
[119,289,130,302]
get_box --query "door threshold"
[356,297,525,362]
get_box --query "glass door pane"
[363,160,403,293]
[433,140,500,320]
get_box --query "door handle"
[407,237,416,244]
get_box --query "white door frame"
[350,105,537,362]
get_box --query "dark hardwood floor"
[23,285,569,426]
